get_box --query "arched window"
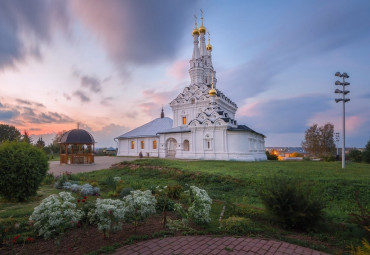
[207,141,210,149]
[191,98,195,104]
[141,140,144,149]
[183,140,190,151]
[131,141,135,149]
[182,116,187,125]
[153,140,157,149]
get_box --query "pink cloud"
[166,60,188,80]
[347,115,366,134]
[238,102,261,117]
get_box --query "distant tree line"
[0,124,64,158]
[301,122,370,163]
[348,141,370,163]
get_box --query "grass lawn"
[1,158,369,253]
[133,159,370,219]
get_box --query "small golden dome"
[206,43,212,51]
[209,88,217,97]
[198,25,206,34]
[192,28,199,36]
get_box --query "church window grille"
[131,141,135,149]
[183,140,190,151]
[153,140,157,149]
[182,117,187,125]
[141,141,144,149]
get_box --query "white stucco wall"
[117,136,160,157]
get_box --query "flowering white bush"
[122,190,156,227]
[88,198,126,237]
[113,176,121,183]
[174,186,212,225]
[80,184,100,196]
[70,184,81,193]
[29,192,83,239]
[188,186,212,224]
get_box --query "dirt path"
[48,156,138,175]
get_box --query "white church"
[115,14,266,161]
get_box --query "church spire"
[160,106,164,118]
[199,9,207,56]
[192,15,200,60]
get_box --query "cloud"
[81,76,101,93]
[167,60,189,80]
[16,99,32,105]
[100,97,114,106]
[220,1,370,102]
[72,0,197,67]
[0,0,70,69]
[15,98,45,107]
[79,123,130,147]
[63,93,71,101]
[0,109,20,120]
[238,94,331,134]
[22,107,74,124]
[73,90,90,102]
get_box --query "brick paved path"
[114,236,330,255]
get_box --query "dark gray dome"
[59,129,95,144]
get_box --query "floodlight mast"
[334,72,350,169]
[335,132,340,160]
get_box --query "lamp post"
[335,132,340,161]
[334,72,350,169]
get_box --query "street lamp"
[334,72,350,168]
[335,132,340,160]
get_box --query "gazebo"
[59,129,95,164]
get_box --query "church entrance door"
[166,138,177,158]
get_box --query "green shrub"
[167,184,183,199]
[349,149,363,163]
[156,197,175,212]
[259,177,325,230]
[322,155,336,162]
[42,173,55,185]
[120,187,134,198]
[220,216,254,235]
[363,140,370,164]
[0,141,48,201]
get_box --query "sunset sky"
[1,0,369,148]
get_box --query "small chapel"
[115,13,266,161]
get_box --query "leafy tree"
[21,130,32,144]
[36,136,45,148]
[302,123,336,157]
[348,149,362,163]
[363,140,370,164]
[44,131,66,155]
[0,124,21,143]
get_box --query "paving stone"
[113,236,330,255]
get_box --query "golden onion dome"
[198,25,206,34]
[192,28,199,36]
[206,43,212,51]
[209,87,217,97]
